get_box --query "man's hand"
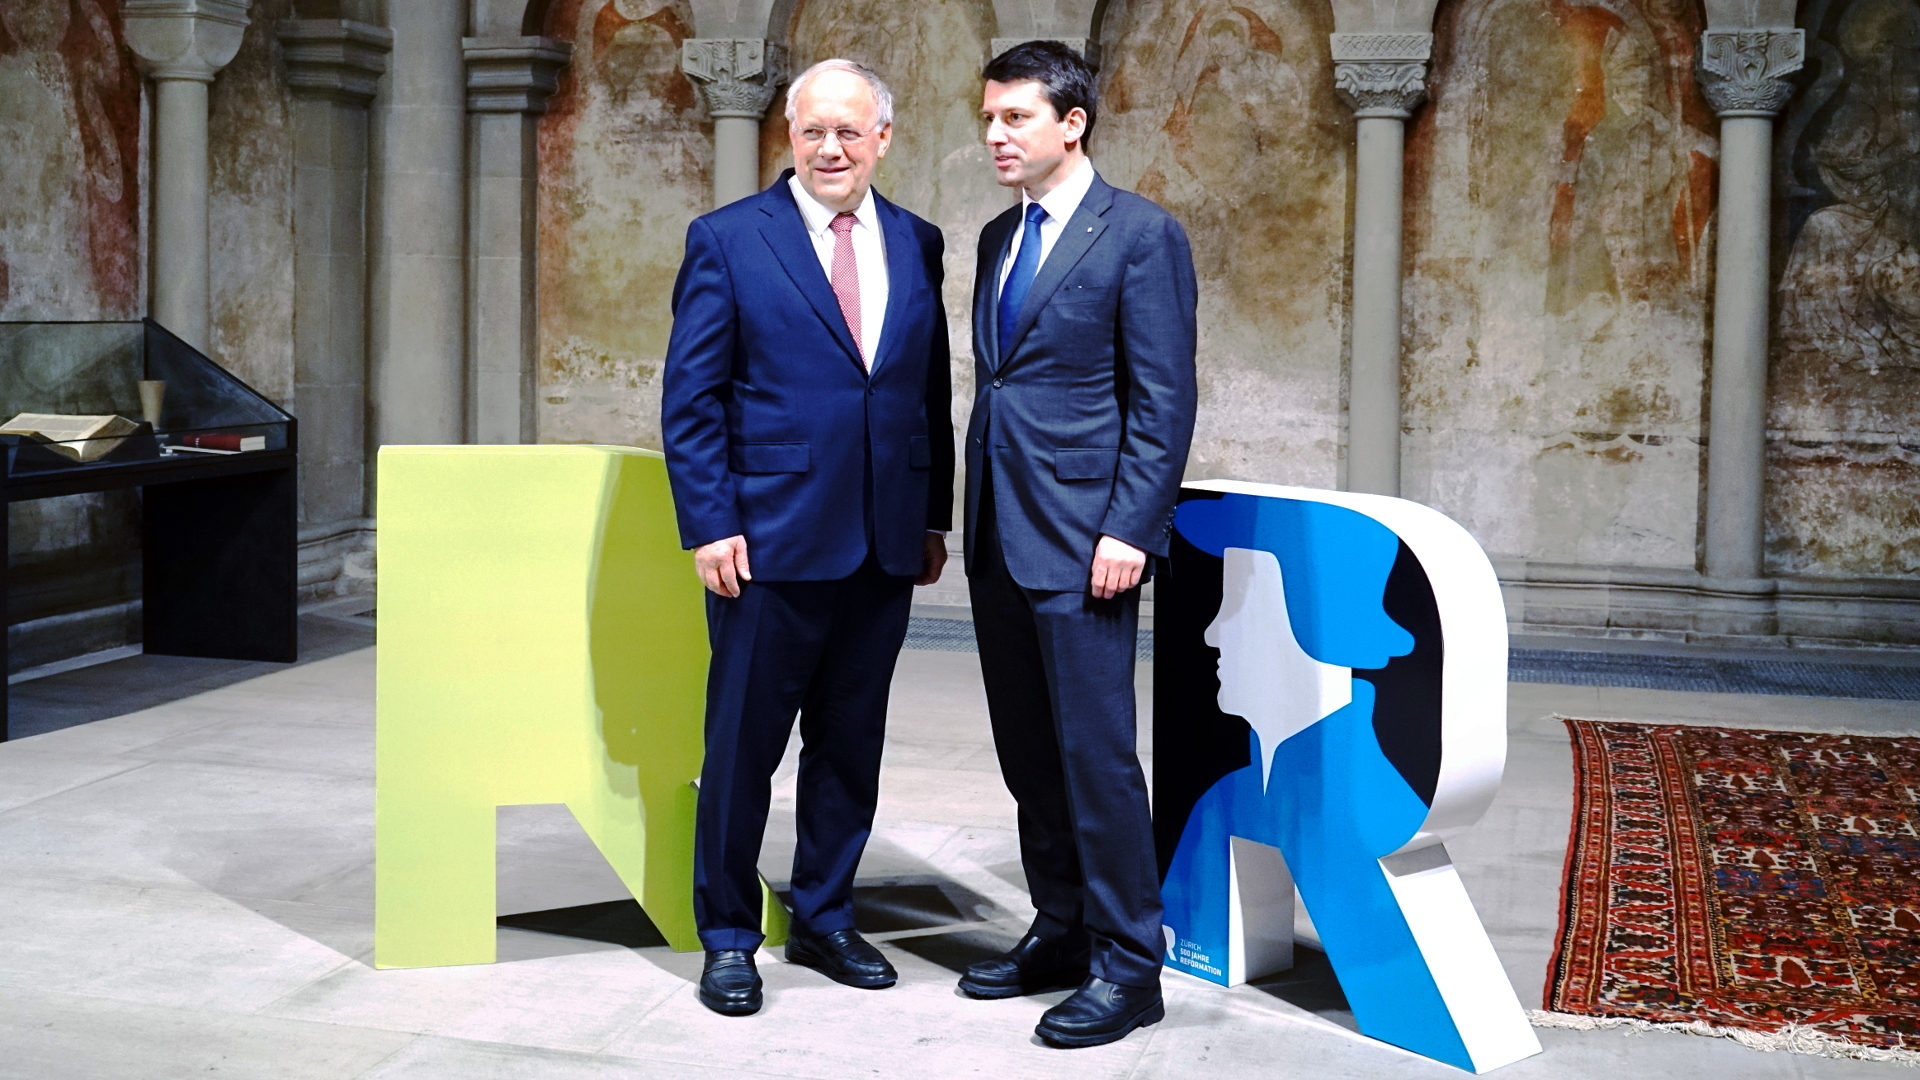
[694,534,752,598]
[916,531,948,586]
[1090,535,1146,600]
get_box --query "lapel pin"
[1086,226,1093,232]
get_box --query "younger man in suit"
[661,59,953,1018]
[961,41,1198,1048]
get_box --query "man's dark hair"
[983,40,1098,148]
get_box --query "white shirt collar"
[1021,156,1095,225]
[788,174,880,237]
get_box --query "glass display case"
[0,319,292,485]
[1,319,298,738]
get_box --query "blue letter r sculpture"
[1155,480,1541,1073]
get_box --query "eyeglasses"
[796,125,878,147]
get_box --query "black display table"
[1,319,297,740]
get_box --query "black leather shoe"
[1035,976,1165,1048]
[785,929,896,989]
[958,932,1091,999]
[698,949,762,1016]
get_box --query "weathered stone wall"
[208,0,296,403]
[1768,0,1920,580]
[0,0,300,667]
[0,0,148,664]
[1403,0,1717,569]
[535,0,709,449]
[524,0,1914,608]
[0,0,143,322]
[1096,0,1349,488]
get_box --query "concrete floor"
[0,605,1915,1079]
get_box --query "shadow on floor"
[498,879,1010,956]
[1245,945,1359,1034]
[498,899,671,949]
[6,610,376,740]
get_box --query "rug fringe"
[1545,712,1895,738]
[1528,1010,1920,1068]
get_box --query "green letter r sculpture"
[374,445,787,968]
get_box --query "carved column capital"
[1330,33,1433,119]
[123,0,250,83]
[463,36,573,114]
[279,20,392,106]
[681,38,785,120]
[1696,29,1805,117]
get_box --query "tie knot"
[1024,203,1047,226]
[830,212,857,235]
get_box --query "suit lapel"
[1002,176,1116,364]
[871,194,916,375]
[977,207,1018,370]
[755,175,862,370]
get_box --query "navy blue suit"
[965,172,1197,987]
[663,172,953,951]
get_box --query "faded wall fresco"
[1768,0,1920,578]
[0,1,147,653]
[535,0,708,448]
[761,0,1005,497]
[1096,0,1348,487]
[208,0,295,402]
[0,0,143,320]
[1403,0,1717,568]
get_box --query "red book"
[181,433,265,451]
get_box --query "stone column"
[1333,33,1430,498]
[369,0,468,460]
[123,0,250,354]
[463,37,572,445]
[1697,30,1802,585]
[279,20,390,528]
[681,39,784,210]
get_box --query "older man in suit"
[960,41,1198,1048]
[661,58,953,1018]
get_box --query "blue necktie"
[997,202,1048,361]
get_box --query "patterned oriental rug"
[1543,718,1920,1062]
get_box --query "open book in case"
[0,319,293,484]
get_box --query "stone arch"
[760,0,798,40]
[523,0,559,34]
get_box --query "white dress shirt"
[998,156,1097,298]
[789,175,889,367]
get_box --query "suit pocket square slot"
[1053,447,1120,480]
[729,442,811,474]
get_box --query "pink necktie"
[829,212,865,369]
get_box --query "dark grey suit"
[964,172,1197,987]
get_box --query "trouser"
[692,553,914,951]
[968,462,1163,986]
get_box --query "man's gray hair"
[784,58,895,128]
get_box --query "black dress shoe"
[698,949,762,1016]
[958,932,1091,999]
[1035,976,1165,1048]
[785,929,896,989]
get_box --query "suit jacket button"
[992,378,1004,389]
